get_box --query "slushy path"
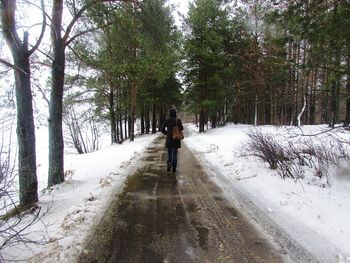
[78,136,283,263]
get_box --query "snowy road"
[78,136,284,263]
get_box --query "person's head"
[169,108,176,118]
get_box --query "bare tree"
[64,106,101,154]
[0,0,46,206]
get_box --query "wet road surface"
[78,137,284,263]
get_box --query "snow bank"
[2,129,159,262]
[184,124,350,263]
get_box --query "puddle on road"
[191,219,209,250]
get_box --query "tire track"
[78,137,284,263]
[178,143,282,263]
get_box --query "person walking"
[160,109,184,173]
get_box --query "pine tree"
[184,0,231,132]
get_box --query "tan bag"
[172,119,184,140]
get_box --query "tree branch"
[63,4,90,44]
[31,61,51,68]
[1,0,21,51]
[101,0,141,6]
[0,58,27,75]
[29,0,46,55]
[63,0,141,45]
[66,43,104,72]
[28,45,54,62]
[33,82,50,107]
[66,25,107,46]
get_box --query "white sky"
[168,0,191,26]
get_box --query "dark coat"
[160,117,184,149]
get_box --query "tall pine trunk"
[329,3,341,128]
[48,0,91,186]
[309,69,317,125]
[109,86,117,144]
[13,42,38,205]
[48,42,65,186]
[130,81,137,141]
[145,106,150,134]
[152,103,156,133]
[124,111,128,139]
[118,89,123,141]
[119,115,123,141]
[199,108,205,133]
[48,0,65,187]
[140,105,145,135]
[345,54,350,127]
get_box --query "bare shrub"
[64,169,75,180]
[0,126,48,258]
[276,159,304,180]
[245,129,350,183]
[246,130,288,169]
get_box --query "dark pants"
[167,148,178,168]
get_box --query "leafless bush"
[276,159,304,180]
[0,126,48,258]
[246,130,289,169]
[246,129,350,183]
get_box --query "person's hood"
[169,109,176,118]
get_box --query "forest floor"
[77,136,314,263]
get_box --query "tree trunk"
[330,61,341,127]
[309,69,317,125]
[1,1,39,205]
[14,44,38,205]
[145,106,150,134]
[48,0,65,187]
[118,89,123,141]
[128,115,131,138]
[159,107,165,131]
[109,87,117,144]
[116,115,120,142]
[329,3,341,127]
[119,115,123,141]
[199,108,205,133]
[287,41,294,125]
[293,41,301,126]
[124,111,128,139]
[130,81,137,141]
[48,46,65,186]
[141,105,145,135]
[48,0,92,185]
[254,95,258,126]
[345,56,350,127]
[321,67,329,124]
[152,103,156,133]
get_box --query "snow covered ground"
[2,128,159,262]
[2,123,350,262]
[184,124,350,263]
